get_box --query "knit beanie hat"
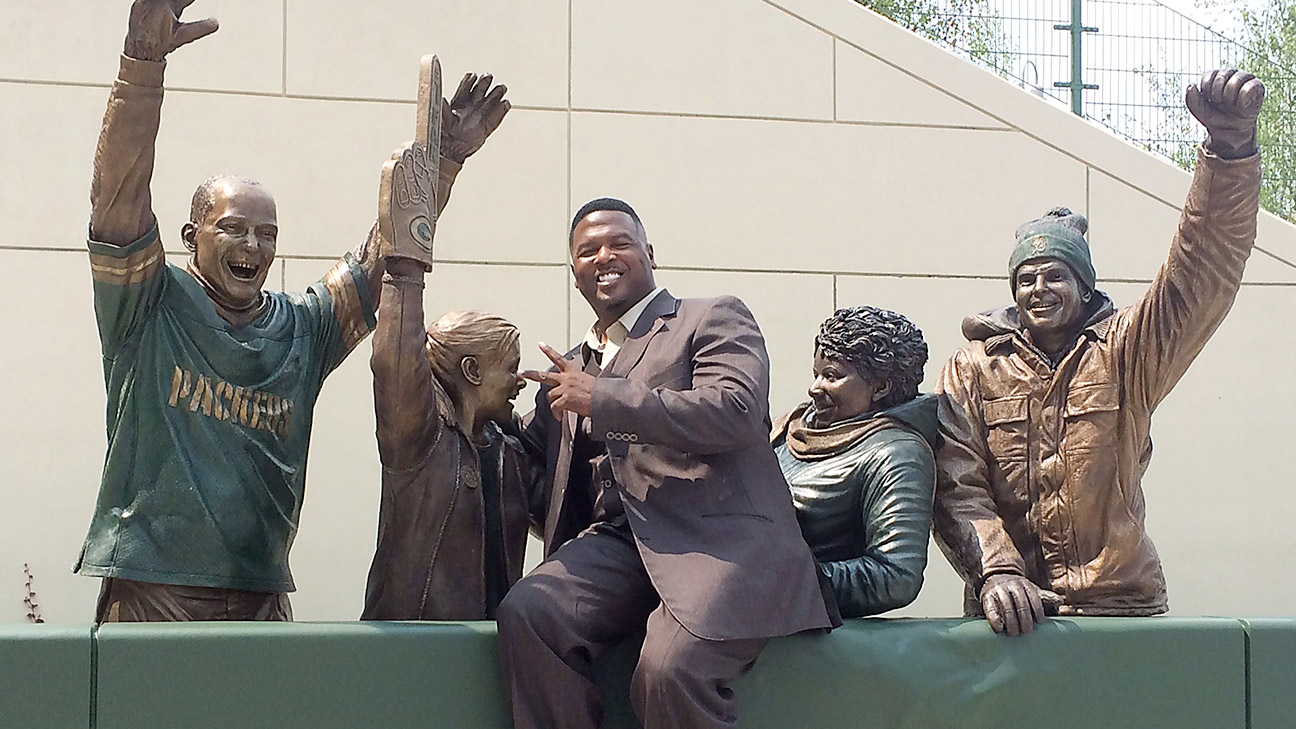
[1008,207,1096,292]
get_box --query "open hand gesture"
[440,73,512,164]
[124,0,219,62]
[521,343,596,420]
[1186,69,1265,159]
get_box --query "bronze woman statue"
[772,306,939,618]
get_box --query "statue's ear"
[181,222,198,253]
[461,355,483,386]
[872,382,892,405]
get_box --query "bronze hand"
[123,0,219,62]
[979,574,1061,637]
[1187,69,1265,160]
[440,73,512,164]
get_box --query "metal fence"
[867,0,1296,219]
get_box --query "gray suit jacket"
[525,290,837,641]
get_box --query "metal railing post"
[1054,0,1099,115]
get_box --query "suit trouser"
[496,521,767,729]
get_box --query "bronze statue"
[76,0,505,622]
[361,58,529,621]
[495,198,837,729]
[933,69,1264,636]
[771,306,938,618]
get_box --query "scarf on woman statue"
[770,401,910,462]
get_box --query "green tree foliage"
[856,0,1012,73]
[1235,1,1296,219]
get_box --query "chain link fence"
[865,0,1296,220]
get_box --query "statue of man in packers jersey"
[76,0,510,622]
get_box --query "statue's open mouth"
[227,261,260,281]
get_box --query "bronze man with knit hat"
[932,69,1265,636]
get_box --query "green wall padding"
[0,624,92,729]
[4,616,1286,728]
[95,621,511,729]
[1242,618,1296,729]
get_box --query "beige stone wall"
[2,0,1293,623]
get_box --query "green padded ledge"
[0,624,92,729]
[94,621,511,729]
[91,617,1250,729]
[1240,618,1296,729]
[595,617,1248,729]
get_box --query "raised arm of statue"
[1118,70,1263,411]
[350,68,511,308]
[89,0,218,245]
[371,140,442,469]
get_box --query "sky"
[1153,0,1254,36]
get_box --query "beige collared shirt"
[583,287,663,367]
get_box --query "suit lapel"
[541,346,584,556]
[605,290,679,379]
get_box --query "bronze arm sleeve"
[820,437,934,618]
[89,55,167,246]
[1118,147,1261,410]
[371,257,441,470]
[932,348,1028,591]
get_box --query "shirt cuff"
[119,54,166,88]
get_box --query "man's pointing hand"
[522,342,596,420]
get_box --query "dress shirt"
[583,287,663,366]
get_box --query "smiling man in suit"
[496,198,838,729]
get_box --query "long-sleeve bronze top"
[933,147,1261,616]
[362,259,539,620]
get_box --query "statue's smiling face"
[186,179,278,310]
[1013,259,1088,343]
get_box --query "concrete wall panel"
[572,113,1086,277]
[835,40,1007,129]
[0,252,109,623]
[2,0,1294,625]
[0,0,282,93]
[572,0,834,119]
[284,0,568,108]
[0,83,108,251]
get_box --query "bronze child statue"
[772,306,938,618]
[360,60,533,620]
[933,69,1265,636]
[76,0,505,622]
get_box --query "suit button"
[601,480,612,489]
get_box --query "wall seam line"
[88,624,98,729]
[566,0,574,348]
[1243,619,1253,729]
[281,0,288,96]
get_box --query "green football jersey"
[76,227,376,592]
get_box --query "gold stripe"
[89,237,163,270]
[89,248,164,286]
[323,262,370,352]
